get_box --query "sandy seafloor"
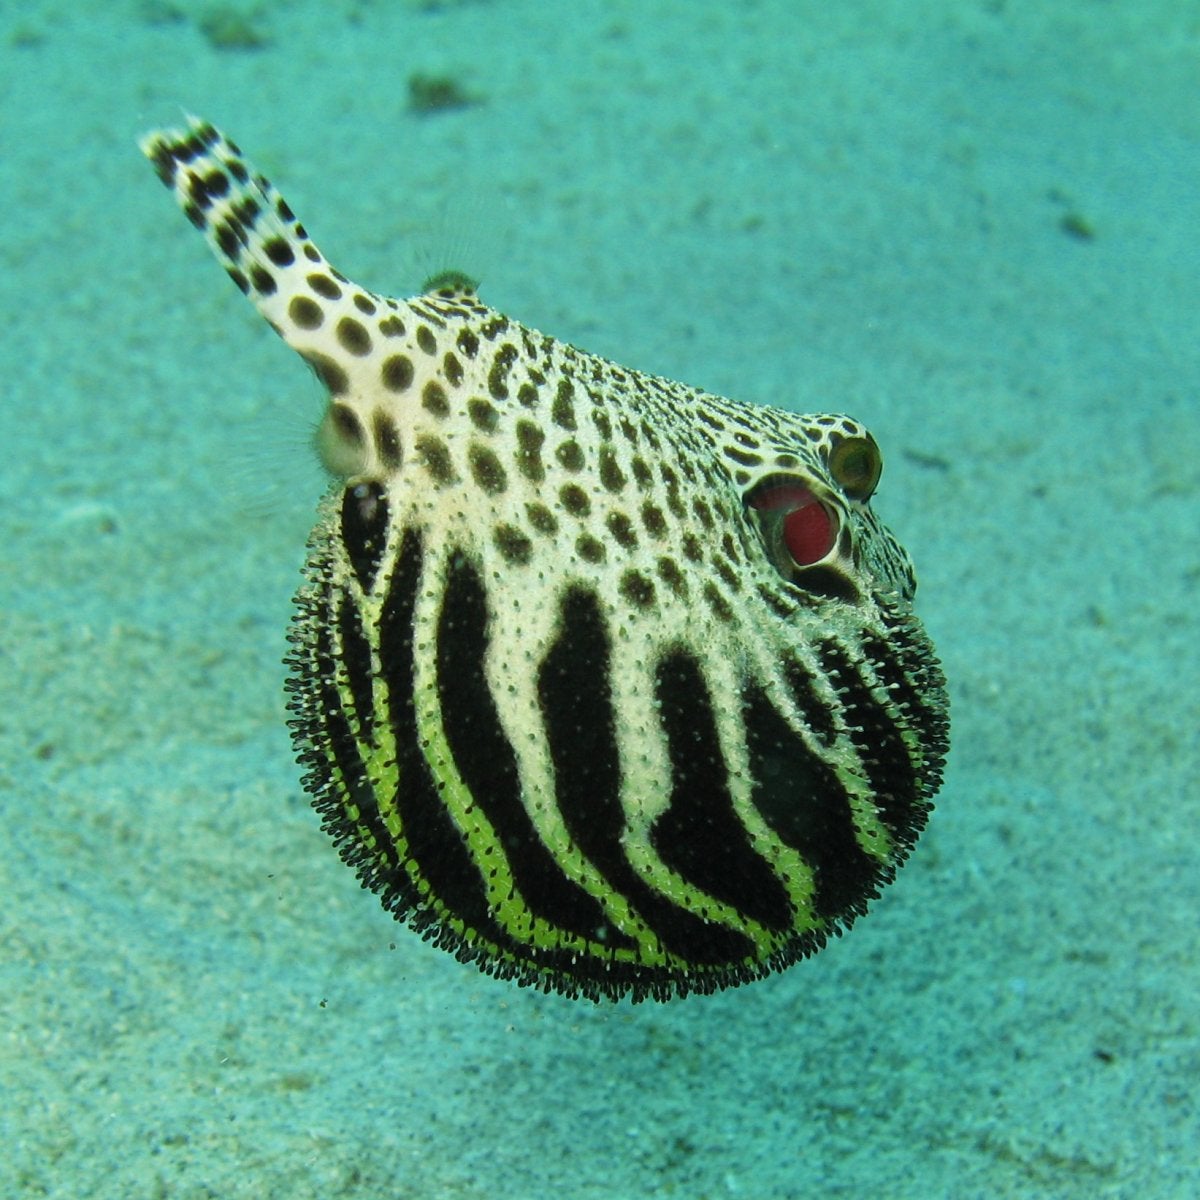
[1,1,1197,1197]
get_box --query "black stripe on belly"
[818,642,926,851]
[340,481,390,593]
[863,620,950,780]
[539,588,756,968]
[377,529,510,948]
[651,651,793,932]
[435,555,633,951]
[742,683,881,922]
[337,595,375,745]
[781,654,837,746]
[302,584,396,892]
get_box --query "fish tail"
[140,116,370,360]
[140,116,495,482]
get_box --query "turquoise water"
[2,2,1196,1196]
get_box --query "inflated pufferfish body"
[142,117,948,1002]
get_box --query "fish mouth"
[746,476,839,569]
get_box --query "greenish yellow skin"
[143,118,948,1002]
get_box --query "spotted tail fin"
[140,116,403,403]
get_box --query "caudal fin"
[141,118,346,328]
[141,116,411,400]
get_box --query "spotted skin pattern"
[142,117,948,1002]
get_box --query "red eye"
[748,483,838,566]
[782,499,835,565]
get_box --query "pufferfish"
[141,117,948,1003]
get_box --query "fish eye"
[828,435,882,502]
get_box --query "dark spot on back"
[526,502,558,535]
[657,556,687,597]
[469,444,507,494]
[620,571,656,609]
[415,434,456,486]
[515,420,545,482]
[336,316,371,356]
[488,343,518,400]
[576,534,606,563]
[307,273,342,300]
[373,410,403,470]
[289,296,323,329]
[556,440,584,472]
[704,582,733,622]
[606,512,637,550]
[381,354,414,392]
[263,237,294,266]
[559,483,590,517]
[216,220,243,259]
[552,379,576,430]
[422,380,450,417]
[248,265,276,295]
[494,524,533,565]
[303,351,349,396]
[641,501,667,538]
[599,445,626,492]
[468,397,499,433]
